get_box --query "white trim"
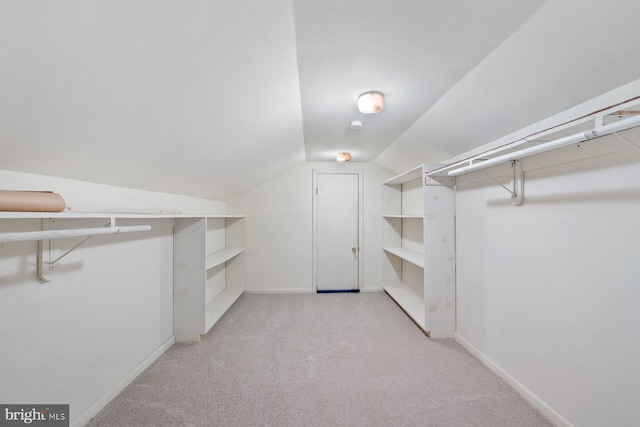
[71,336,175,427]
[245,288,383,294]
[454,333,573,427]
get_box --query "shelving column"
[173,215,246,342]
[423,175,456,338]
[173,217,207,342]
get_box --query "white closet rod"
[448,113,640,177]
[0,225,151,243]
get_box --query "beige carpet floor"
[88,292,553,426]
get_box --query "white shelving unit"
[172,215,246,342]
[382,165,426,330]
[0,211,246,342]
[382,165,456,337]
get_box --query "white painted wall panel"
[455,148,640,426]
[227,162,392,292]
[0,217,174,423]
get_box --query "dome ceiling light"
[336,152,351,162]
[357,91,384,114]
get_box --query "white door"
[313,171,362,292]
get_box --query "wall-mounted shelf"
[0,211,245,220]
[445,113,640,178]
[383,165,423,185]
[0,216,153,282]
[424,105,640,208]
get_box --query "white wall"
[0,170,226,426]
[227,161,393,292]
[454,141,640,426]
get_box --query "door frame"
[312,169,364,292]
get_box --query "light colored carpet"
[88,292,553,426]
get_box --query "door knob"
[352,247,357,253]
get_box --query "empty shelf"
[383,165,423,185]
[384,285,426,331]
[206,248,245,270]
[383,247,424,268]
[383,214,423,219]
[205,287,244,332]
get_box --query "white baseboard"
[244,288,313,294]
[454,333,572,427]
[71,336,175,427]
[245,288,383,294]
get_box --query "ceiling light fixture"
[357,91,384,114]
[336,152,351,162]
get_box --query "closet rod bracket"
[32,218,152,283]
[512,159,524,206]
[479,160,524,206]
[479,159,524,206]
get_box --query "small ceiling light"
[336,152,351,162]
[357,91,384,114]
[350,120,363,130]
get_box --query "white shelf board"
[383,165,423,185]
[206,248,245,270]
[384,285,426,331]
[383,247,424,268]
[205,287,245,332]
[0,212,245,220]
[383,214,423,219]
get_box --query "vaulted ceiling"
[1,0,640,201]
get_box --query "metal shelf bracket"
[479,159,524,206]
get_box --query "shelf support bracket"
[46,222,111,266]
[33,218,150,283]
[479,159,524,206]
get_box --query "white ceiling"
[1,0,640,201]
[295,0,545,161]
